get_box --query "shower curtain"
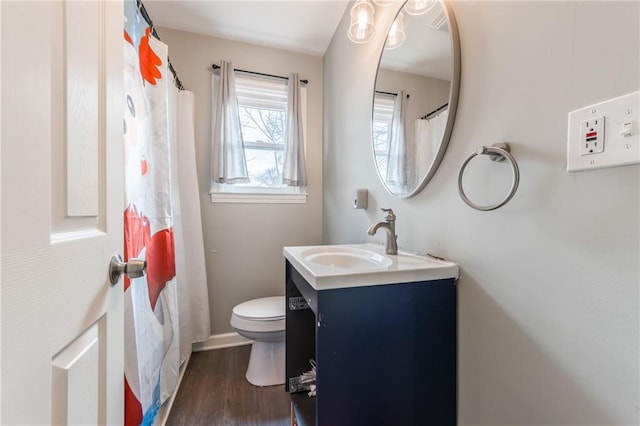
[415,108,449,174]
[124,1,210,425]
[169,89,212,364]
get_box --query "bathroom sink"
[300,246,393,270]
[283,244,459,290]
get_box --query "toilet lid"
[232,296,285,321]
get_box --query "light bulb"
[389,21,398,38]
[348,0,376,44]
[385,12,406,49]
[357,10,368,32]
[404,0,437,16]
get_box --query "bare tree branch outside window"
[239,106,286,187]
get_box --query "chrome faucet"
[367,208,398,255]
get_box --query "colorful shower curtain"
[123,1,179,424]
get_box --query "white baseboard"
[192,332,252,352]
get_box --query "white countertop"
[283,243,459,290]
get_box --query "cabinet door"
[316,280,457,426]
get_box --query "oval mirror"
[372,0,460,198]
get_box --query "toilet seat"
[231,296,285,333]
[232,296,285,320]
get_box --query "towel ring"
[457,143,520,211]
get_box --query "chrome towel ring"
[457,143,520,211]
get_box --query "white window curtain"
[386,89,409,189]
[282,72,307,186]
[210,60,249,187]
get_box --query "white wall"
[324,1,639,424]
[156,28,323,335]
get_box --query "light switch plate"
[567,91,639,172]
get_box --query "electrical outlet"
[580,117,605,155]
[567,91,639,172]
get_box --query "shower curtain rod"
[211,64,309,85]
[375,90,410,99]
[137,0,184,90]
[421,103,448,120]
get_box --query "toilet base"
[245,340,285,387]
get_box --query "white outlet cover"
[579,116,605,156]
[567,91,640,172]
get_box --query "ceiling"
[144,0,351,56]
[144,0,452,80]
[379,6,452,81]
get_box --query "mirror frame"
[371,0,461,199]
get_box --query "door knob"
[109,254,146,285]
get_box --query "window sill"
[209,187,308,204]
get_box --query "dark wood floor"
[166,345,291,426]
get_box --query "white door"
[1,0,124,424]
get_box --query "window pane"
[373,94,394,179]
[244,147,284,187]
[373,119,390,177]
[239,106,285,145]
[238,104,286,187]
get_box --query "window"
[210,75,307,203]
[373,94,394,179]
[237,76,287,188]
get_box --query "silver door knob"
[109,254,146,285]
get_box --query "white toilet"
[230,296,286,387]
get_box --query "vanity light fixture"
[404,0,438,16]
[384,11,406,50]
[371,0,395,5]
[347,0,376,43]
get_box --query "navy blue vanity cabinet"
[285,260,457,426]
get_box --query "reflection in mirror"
[373,0,460,198]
